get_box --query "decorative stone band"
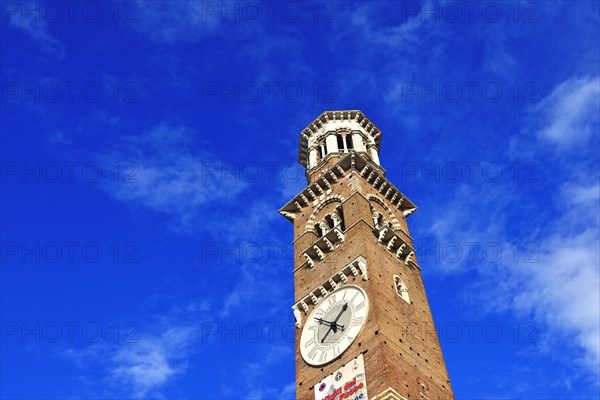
[301,227,345,269]
[376,226,419,269]
[279,153,418,222]
[371,387,409,400]
[291,256,368,328]
[360,163,416,217]
[368,193,403,231]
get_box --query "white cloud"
[99,122,248,229]
[507,228,599,370]
[535,76,600,147]
[489,195,595,376]
[504,79,600,377]
[335,2,423,51]
[424,177,599,385]
[63,304,202,399]
[421,73,600,381]
[110,326,197,398]
[562,181,600,207]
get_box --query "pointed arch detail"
[367,193,402,230]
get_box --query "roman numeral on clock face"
[308,346,318,360]
[327,294,337,307]
[304,336,316,348]
[333,346,340,357]
[351,317,364,328]
[355,301,365,311]
[319,351,328,362]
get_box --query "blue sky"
[1,1,599,399]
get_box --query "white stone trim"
[375,227,419,269]
[367,193,403,230]
[299,227,345,269]
[304,194,344,233]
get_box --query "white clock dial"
[300,285,368,366]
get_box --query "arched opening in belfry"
[319,143,326,160]
[313,205,345,237]
[335,133,354,153]
[337,134,344,152]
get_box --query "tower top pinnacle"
[298,110,382,169]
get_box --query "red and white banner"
[314,354,368,400]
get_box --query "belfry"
[280,111,454,400]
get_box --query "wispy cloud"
[110,326,197,398]
[483,181,600,375]
[63,302,205,399]
[218,200,290,318]
[131,1,220,43]
[534,76,600,147]
[99,122,248,230]
[423,75,600,385]
[503,80,600,372]
[5,1,65,58]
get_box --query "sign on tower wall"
[314,354,369,400]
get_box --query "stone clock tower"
[280,111,454,400]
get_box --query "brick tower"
[280,111,454,400]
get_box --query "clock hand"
[315,317,334,326]
[321,304,349,343]
[332,323,344,333]
[332,303,348,325]
[321,321,345,343]
[321,325,333,343]
[331,304,348,333]
[316,318,346,335]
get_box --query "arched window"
[334,133,356,153]
[313,207,345,237]
[337,134,344,152]
[347,135,354,150]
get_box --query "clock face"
[300,285,368,366]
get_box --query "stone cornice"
[279,153,418,221]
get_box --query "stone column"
[368,145,380,165]
[325,134,338,154]
[352,133,365,152]
[308,148,318,169]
